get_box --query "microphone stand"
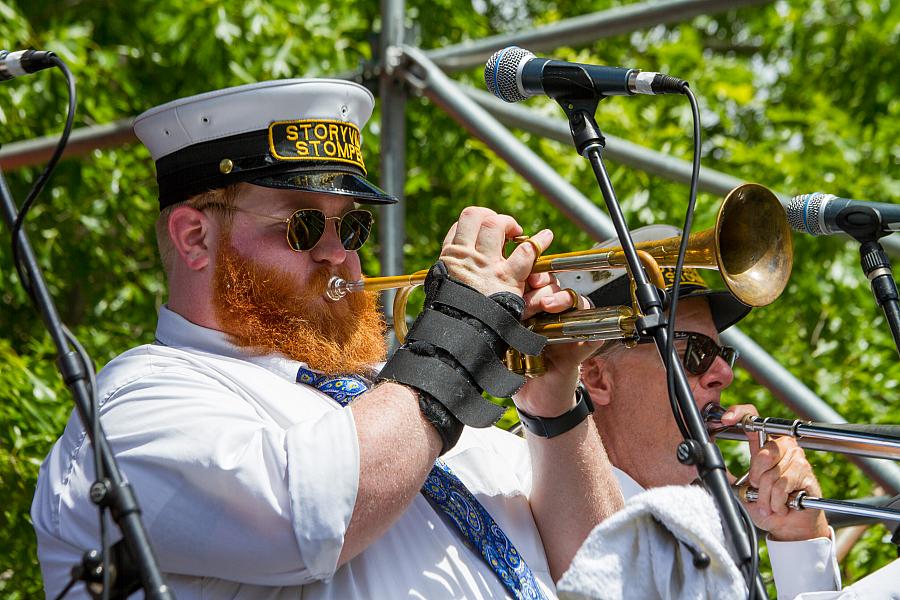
[0,170,173,599]
[840,208,900,357]
[556,98,766,598]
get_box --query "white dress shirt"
[32,306,556,599]
[32,305,840,599]
[615,468,842,599]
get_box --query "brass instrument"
[326,183,793,375]
[704,403,900,523]
[734,483,900,523]
[703,403,900,461]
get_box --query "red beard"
[212,238,387,375]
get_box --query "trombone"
[704,402,900,524]
[703,402,900,461]
[734,484,900,524]
[325,183,793,374]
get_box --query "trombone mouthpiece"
[701,402,726,422]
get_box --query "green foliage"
[2,0,899,595]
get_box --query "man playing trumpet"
[32,79,624,599]
[547,224,840,598]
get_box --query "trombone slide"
[735,484,900,523]
[704,403,900,461]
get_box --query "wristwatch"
[516,384,595,438]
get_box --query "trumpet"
[326,183,793,374]
[703,403,900,461]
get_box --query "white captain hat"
[133,79,397,210]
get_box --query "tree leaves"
[2,0,899,594]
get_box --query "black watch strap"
[516,384,595,438]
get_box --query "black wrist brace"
[378,261,546,449]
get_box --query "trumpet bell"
[534,183,794,308]
[715,184,794,307]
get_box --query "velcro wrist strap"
[406,309,525,397]
[517,385,595,438]
[417,393,464,455]
[426,264,545,356]
[378,348,506,428]
[488,291,526,320]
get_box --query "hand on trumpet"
[722,404,831,541]
[440,207,553,297]
[439,208,587,417]
[514,271,601,418]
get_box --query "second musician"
[557,225,842,599]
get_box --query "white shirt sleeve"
[95,366,359,585]
[768,527,841,599]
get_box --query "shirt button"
[814,561,826,573]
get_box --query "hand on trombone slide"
[717,404,832,541]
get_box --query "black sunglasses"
[205,204,374,252]
[637,331,738,375]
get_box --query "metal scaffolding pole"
[0,118,134,170]
[399,47,900,494]
[400,45,615,244]
[725,328,900,493]
[379,0,408,339]
[426,0,774,73]
[461,87,900,256]
[6,88,898,255]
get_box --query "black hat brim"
[587,277,750,333]
[678,287,751,332]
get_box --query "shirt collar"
[155,305,306,383]
[613,467,647,500]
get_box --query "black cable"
[7,56,110,600]
[664,84,701,441]
[10,56,76,302]
[736,495,761,599]
[65,325,109,600]
[52,574,78,600]
[668,86,760,598]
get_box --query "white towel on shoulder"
[558,485,747,600]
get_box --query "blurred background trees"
[2,0,898,596]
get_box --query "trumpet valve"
[523,354,546,377]
[504,349,546,377]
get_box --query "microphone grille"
[786,192,827,235]
[484,46,533,103]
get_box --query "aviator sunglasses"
[637,331,738,375]
[204,204,374,252]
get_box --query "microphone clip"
[556,97,605,158]
[837,205,887,243]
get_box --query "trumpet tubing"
[324,183,793,372]
[504,306,638,377]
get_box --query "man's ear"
[581,355,614,407]
[168,205,214,271]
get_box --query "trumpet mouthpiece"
[325,276,349,301]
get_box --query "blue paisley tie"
[297,366,547,600]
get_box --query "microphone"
[787,192,900,237]
[0,49,56,81]
[484,46,687,103]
